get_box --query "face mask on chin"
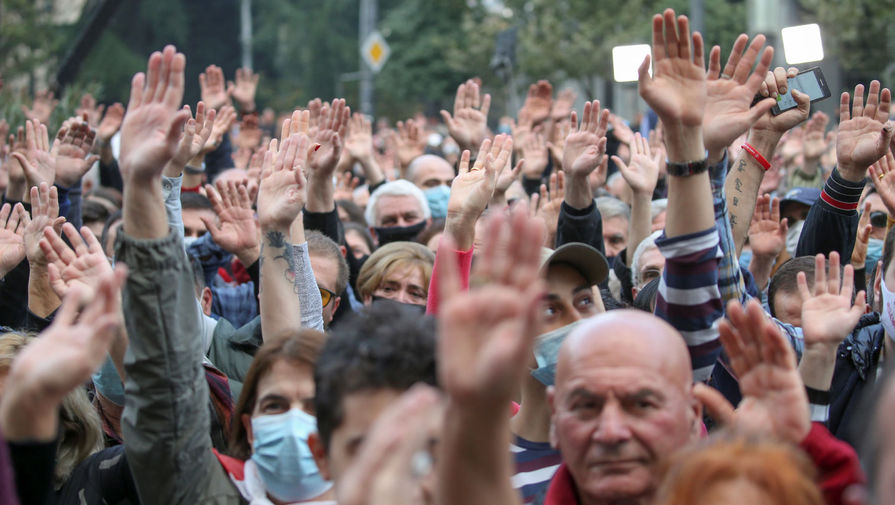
[373,220,427,246]
[530,320,584,386]
[250,408,332,502]
[785,220,804,257]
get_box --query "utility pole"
[359,0,377,116]
[240,0,253,69]
[690,0,704,34]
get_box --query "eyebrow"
[572,285,593,294]
[257,393,289,405]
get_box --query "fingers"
[693,383,736,426]
[720,34,748,79]
[732,34,765,84]
[852,84,865,118]
[840,92,851,123]
[864,80,880,120]
[707,45,722,80]
[813,253,827,295]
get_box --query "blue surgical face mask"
[250,408,332,502]
[424,185,451,219]
[182,235,199,249]
[785,219,804,257]
[531,320,584,386]
[867,238,884,271]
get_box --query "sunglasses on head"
[870,211,889,228]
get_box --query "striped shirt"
[511,436,562,504]
[654,227,724,383]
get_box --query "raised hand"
[703,34,776,160]
[748,194,787,258]
[0,202,27,277]
[441,79,491,151]
[518,80,553,125]
[165,102,217,177]
[203,104,237,154]
[798,251,866,348]
[333,171,360,202]
[562,100,609,178]
[257,134,316,231]
[438,206,545,406]
[695,299,811,444]
[551,88,576,122]
[612,132,661,196]
[310,98,349,178]
[20,90,58,124]
[52,119,100,187]
[227,67,259,113]
[202,179,260,265]
[199,64,230,110]
[345,112,374,163]
[23,183,65,266]
[393,119,426,169]
[837,81,895,180]
[520,131,548,179]
[11,119,55,191]
[76,93,105,127]
[852,202,873,270]
[235,113,263,150]
[528,171,564,246]
[803,111,830,160]
[41,223,113,300]
[0,264,126,441]
[638,9,706,161]
[119,45,191,182]
[868,150,895,216]
[97,102,125,144]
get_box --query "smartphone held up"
[771,67,832,115]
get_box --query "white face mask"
[879,275,895,341]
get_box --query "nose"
[395,290,415,304]
[592,401,632,446]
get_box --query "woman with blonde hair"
[356,241,435,308]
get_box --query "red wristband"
[742,143,771,170]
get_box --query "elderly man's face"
[549,313,700,504]
[602,216,629,258]
[374,195,425,228]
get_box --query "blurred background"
[1,0,893,127]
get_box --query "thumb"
[226,82,235,96]
[693,382,736,427]
[610,155,628,174]
[882,121,895,149]
[199,215,221,237]
[439,110,455,129]
[749,97,777,122]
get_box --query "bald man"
[407,154,455,219]
[545,310,702,505]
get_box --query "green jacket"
[118,228,245,504]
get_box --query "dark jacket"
[829,313,884,445]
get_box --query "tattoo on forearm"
[263,231,299,294]
[732,196,739,207]
[734,178,743,193]
[730,214,738,226]
[736,159,746,173]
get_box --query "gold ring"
[880,173,886,181]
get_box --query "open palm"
[447,135,512,218]
[42,223,112,300]
[797,252,865,348]
[203,180,259,255]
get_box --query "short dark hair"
[342,222,375,256]
[306,231,350,295]
[181,192,213,210]
[313,303,438,450]
[768,256,818,318]
[82,200,111,226]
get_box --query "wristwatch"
[666,156,709,177]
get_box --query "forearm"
[306,177,336,213]
[748,253,776,292]
[438,405,520,505]
[445,213,477,252]
[259,226,304,343]
[357,154,385,188]
[123,177,169,240]
[27,264,60,318]
[563,174,593,210]
[627,192,652,267]
[291,242,324,332]
[117,227,216,504]
[5,177,27,203]
[796,169,863,263]
[664,126,713,238]
[798,345,838,392]
[161,175,185,240]
[727,133,779,255]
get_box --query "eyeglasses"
[319,286,336,307]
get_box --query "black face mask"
[370,296,426,315]
[373,220,427,246]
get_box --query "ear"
[369,227,379,247]
[688,386,704,442]
[308,432,331,481]
[339,245,347,258]
[333,296,342,314]
[631,286,640,300]
[242,413,254,447]
[201,286,213,316]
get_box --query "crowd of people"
[2,7,895,505]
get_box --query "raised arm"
[24,183,65,318]
[797,81,895,262]
[437,207,545,505]
[116,45,233,504]
[256,133,320,342]
[0,202,26,279]
[441,79,491,154]
[304,99,349,214]
[613,132,662,267]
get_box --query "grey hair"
[631,230,663,286]
[406,154,452,185]
[364,179,431,226]
[595,196,631,221]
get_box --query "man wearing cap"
[780,187,821,256]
